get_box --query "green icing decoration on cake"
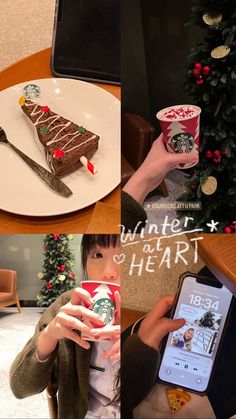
[39,127,50,135]
[77,125,87,134]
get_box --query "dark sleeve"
[121,191,147,232]
[9,292,71,399]
[121,334,160,419]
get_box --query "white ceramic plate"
[0,78,120,216]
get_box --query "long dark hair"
[81,234,121,405]
[81,234,120,273]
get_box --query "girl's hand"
[102,338,120,361]
[44,287,105,350]
[123,134,198,204]
[114,291,121,324]
[138,295,185,350]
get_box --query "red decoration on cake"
[80,156,97,175]
[53,149,64,159]
[224,226,232,234]
[40,106,51,113]
[53,234,60,241]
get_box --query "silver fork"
[0,127,72,198]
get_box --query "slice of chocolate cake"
[19,96,99,177]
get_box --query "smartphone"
[158,272,233,393]
[51,0,120,84]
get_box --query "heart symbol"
[113,254,125,264]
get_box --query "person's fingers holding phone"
[138,295,185,350]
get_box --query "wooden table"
[196,234,236,295]
[0,48,120,233]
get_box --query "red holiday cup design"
[156,104,201,169]
[81,280,120,341]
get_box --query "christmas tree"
[178,0,236,233]
[37,234,76,307]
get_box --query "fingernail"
[96,318,105,325]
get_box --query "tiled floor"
[0,308,49,419]
[0,0,55,71]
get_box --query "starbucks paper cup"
[156,104,201,168]
[81,280,120,341]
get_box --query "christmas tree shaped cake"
[19,96,99,177]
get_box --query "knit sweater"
[10,290,94,419]
[121,191,147,233]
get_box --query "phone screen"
[158,275,233,392]
[52,0,120,83]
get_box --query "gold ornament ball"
[211,45,230,59]
[201,176,217,195]
[202,12,222,26]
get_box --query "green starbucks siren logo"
[93,298,115,325]
[171,132,194,153]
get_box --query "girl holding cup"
[10,234,121,419]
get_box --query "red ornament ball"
[196,77,204,85]
[213,150,221,158]
[231,221,236,230]
[47,282,53,289]
[213,156,221,163]
[192,68,201,78]
[194,63,202,70]
[53,233,60,241]
[224,226,232,234]
[205,150,213,158]
[202,65,212,76]
[69,272,76,279]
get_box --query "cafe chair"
[121,112,168,196]
[0,269,21,312]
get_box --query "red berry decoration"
[224,226,232,234]
[69,272,76,279]
[47,281,53,289]
[202,65,212,76]
[213,156,221,163]
[40,105,51,113]
[194,63,202,70]
[53,234,60,241]
[205,150,213,158]
[231,221,236,230]
[196,76,204,85]
[192,68,201,78]
[53,149,64,159]
[60,265,65,271]
[213,150,221,158]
